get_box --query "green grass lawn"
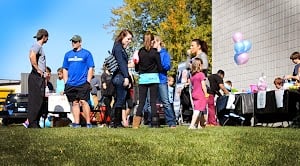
[0,125,299,166]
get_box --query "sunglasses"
[72,40,79,43]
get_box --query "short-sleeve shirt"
[62,48,95,86]
[90,76,100,95]
[191,72,207,110]
[293,64,300,76]
[207,74,223,95]
[31,42,46,72]
[194,52,208,70]
[168,86,174,103]
[56,79,65,94]
[191,72,206,100]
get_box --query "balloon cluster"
[232,32,252,65]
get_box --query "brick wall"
[212,0,300,91]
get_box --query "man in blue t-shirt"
[62,35,95,128]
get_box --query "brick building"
[212,0,300,91]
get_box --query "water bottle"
[283,76,287,83]
[45,86,50,97]
[39,117,45,128]
[45,116,51,128]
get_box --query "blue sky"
[0,0,122,80]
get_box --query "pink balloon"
[232,32,243,43]
[236,52,249,65]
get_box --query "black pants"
[102,96,112,124]
[136,83,158,118]
[27,72,45,125]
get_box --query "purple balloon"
[235,52,249,65]
[232,32,243,43]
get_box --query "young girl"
[189,58,209,129]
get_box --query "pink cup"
[250,84,258,93]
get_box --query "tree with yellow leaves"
[106,0,211,75]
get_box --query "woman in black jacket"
[111,29,133,128]
[132,31,163,128]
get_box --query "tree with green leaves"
[106,0,212,75]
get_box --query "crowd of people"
[26,28,299,129]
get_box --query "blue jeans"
[159,83,176,127]
[112,73,127,108]
[142,89,151,123]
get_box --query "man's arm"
[87,67,93,83]
[285,74,300,81]
[63,68,68,83]
[202,80,209,98]
[219,83,230,95]
[29,50,43,76]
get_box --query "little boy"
[167,75,175,107]
[274,77,284,90]
[56,67,64,95]
[46,66,54,92]
[167,75,177,125]
[224,80,232,92]
[285,52,300,81]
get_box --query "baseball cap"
[33,29,48,38]
[70,35,82,42]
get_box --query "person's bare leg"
[125,108,130,118]
[122,108,130,127]
[80,100,91,124]
[198,113,207,128]
[202,114,207,127]
[72,101,80,124]
[189,110,200,129]
[122,109,126,125]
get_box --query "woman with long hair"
[111,29,133,128]
[188,39,209,76]
[133,31,163,128]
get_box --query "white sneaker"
[97,124,106,128]
[188,125,197,129]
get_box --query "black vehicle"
[1,93,28,125]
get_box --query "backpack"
[180,86,191,108]
[103,50,118,74]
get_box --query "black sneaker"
[28,123,41,129]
